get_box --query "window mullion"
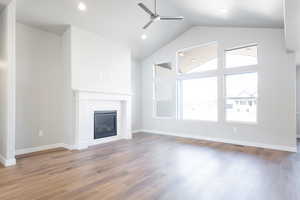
[224,65,258,75]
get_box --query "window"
[153,63,175,118]
[225,45,258,68]
[164,42,259,124]
[181,77,218,121]
[177,42,218,74]
[225,73,258,123]
[177,43,218,121]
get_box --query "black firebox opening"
[94,111,117,139]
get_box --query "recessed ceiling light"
[141,34,147,40]
[78,2,87,11]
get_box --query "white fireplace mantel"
[74,90,132,150]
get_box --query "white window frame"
[176,42,219,76]
[176,42,219,122]
[224,43,258,69]
[152,63,175,120]
[224,72,259,124]
[150,42,260,124]
[223,44,259,124]
[175,42,259,124]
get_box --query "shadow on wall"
[297,66,300,137]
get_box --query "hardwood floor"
[0,133,299,200]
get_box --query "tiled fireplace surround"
[74,91,132,150]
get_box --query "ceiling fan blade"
[138,3,155,17]
[159,16,184,20]
[143,20,154,29]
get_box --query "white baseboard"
[91,135,121,146]
[15,136,131,154]
[140,129,298,153]
[16,143,67,155]
[62,144,76,150]
[13,130,297,158]
[0,154,16,167]
[132,130,143,134]
[71,136,126,150]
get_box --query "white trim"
[15,143,78,157]
[90,135,121,146]
[176,41,218,76]
[132,130,143,134]
[15,134,136,155]
[223,72,259,124]
[73,89,132,97]
[2,0,16,167]
[224,43,258,70]
[15,143,66,156]
[72,144,88,150]
[74,91,132,150]
[140,129,298,153]
[62,144,76,150]
[0,154,16,167]
[225,43,258,52]
[7,0,16,161]
[152,63,174,119]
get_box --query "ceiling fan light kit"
[138,0,184,29]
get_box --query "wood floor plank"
[0,133,299,200]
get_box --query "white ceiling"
[169,0,284,28]
[284,0,300,66]
[16,0,191,60]
[15,0,284,60]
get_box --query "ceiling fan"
[138,0,184,29]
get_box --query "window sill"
[152,116,175,120]
[226,120,258,125]
[178,119,219,123]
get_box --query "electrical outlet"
[233,127,237,133]
[38,130,44,137]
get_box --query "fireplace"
[94,111,117,139]
[74,91,131,150]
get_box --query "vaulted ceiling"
[15,0,285,60]
[170,0,284,28]
[284,0,300,65]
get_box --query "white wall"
[70,26,131,95]
[296,66,300,138]
[284,0,300,67]
[61,28,75,146]
[16,23,67,150]
[0,6,8,159]
[131,59,142,131]
[0,0,16,166]
[141,27,297,150]
[15,24,135,151]
[61,26,135,145]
